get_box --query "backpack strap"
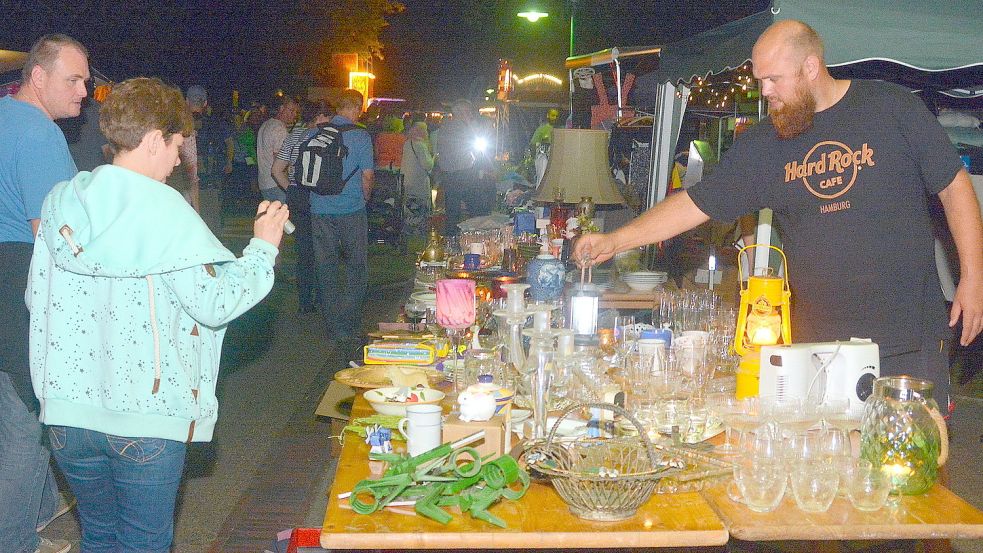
[334,123,362,185]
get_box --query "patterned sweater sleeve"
[159,237,278,328]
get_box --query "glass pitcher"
[859,376,949,495]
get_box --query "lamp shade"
[534,129,626,206]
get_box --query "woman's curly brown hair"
[100,77,194,154]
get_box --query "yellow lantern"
[734,245,792,398]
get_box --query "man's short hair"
[186,85,208,109]
[100,77,194,154]
[300,100,331,124]
[21,34,89,84]
[336,89,364,112]
[270,94,297,115]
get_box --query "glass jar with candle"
[859,376,948,495]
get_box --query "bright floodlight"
[473,137,489,152]
[517,11,548,22]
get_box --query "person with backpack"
[272,100,333,313]
[307,89,374,344]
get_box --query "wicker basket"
[528,402,682,521]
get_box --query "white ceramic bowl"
[624,280,661,292]
[623,271,667,281]
[409,291,437,307]
[363,387,445,416]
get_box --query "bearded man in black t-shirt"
[574,20,983,413]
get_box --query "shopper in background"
[272,100,333,314]
[0,33,87,553]
[401,120,434,236]
[256,94,299,203]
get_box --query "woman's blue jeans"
[49,426,187,553]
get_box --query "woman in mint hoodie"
[27,77,290,552]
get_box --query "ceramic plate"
[510,408,532,423]
[334,365,445,389]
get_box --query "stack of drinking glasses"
[655,289,721,333]
[727,396,892,513]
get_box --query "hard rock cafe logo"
[783,141,876,200]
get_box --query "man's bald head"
[754,20,824,65]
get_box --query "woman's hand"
[253,200,290,249]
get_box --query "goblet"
[435,279,476,391]
[706,392,742,455]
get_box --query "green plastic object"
[350,448,529,527]
[415,483,452,525]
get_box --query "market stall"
[293,211,983,550]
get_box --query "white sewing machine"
[759,339,879,418]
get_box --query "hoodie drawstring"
[145,275,162,394]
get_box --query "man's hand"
[951,274,983,346]
[253,200,290,249]
[937,169,983,346]
[572,233,618,267]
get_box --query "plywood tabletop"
[702,481,983,542]
[319,396,728,549]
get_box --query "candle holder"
[492,283,532,373]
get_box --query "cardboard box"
[441,413,509,459]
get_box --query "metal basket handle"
[546,402,659,469]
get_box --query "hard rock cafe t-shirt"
[688,80,963,356]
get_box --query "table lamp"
[733,245,792,399]
[533,129,626,217]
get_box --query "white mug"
[398,404,443,456]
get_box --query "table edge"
[319,529,730,549]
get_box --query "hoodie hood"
[41,164,235,277]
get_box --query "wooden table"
[598,290,660,310]
[701,480,983,542]
[319,397,729,549]
[318,395,983,550]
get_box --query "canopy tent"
[563,46,662,128]
[633,0,983,269]
[636,0,983,100]
[0,49,28,74]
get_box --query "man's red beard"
[770,84,817,139]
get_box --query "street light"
[517,2,575,58]
[518,2,577,124]
[517,10,548,23]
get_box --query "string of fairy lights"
[675,62,759,110]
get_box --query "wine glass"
[706,392,743,455]
[721,396,765,447]
[762,396,821,436]
[405,301,427,328]
[821,397,859,433]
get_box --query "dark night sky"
[2,0,770,109]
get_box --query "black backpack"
[294,123,358,195]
